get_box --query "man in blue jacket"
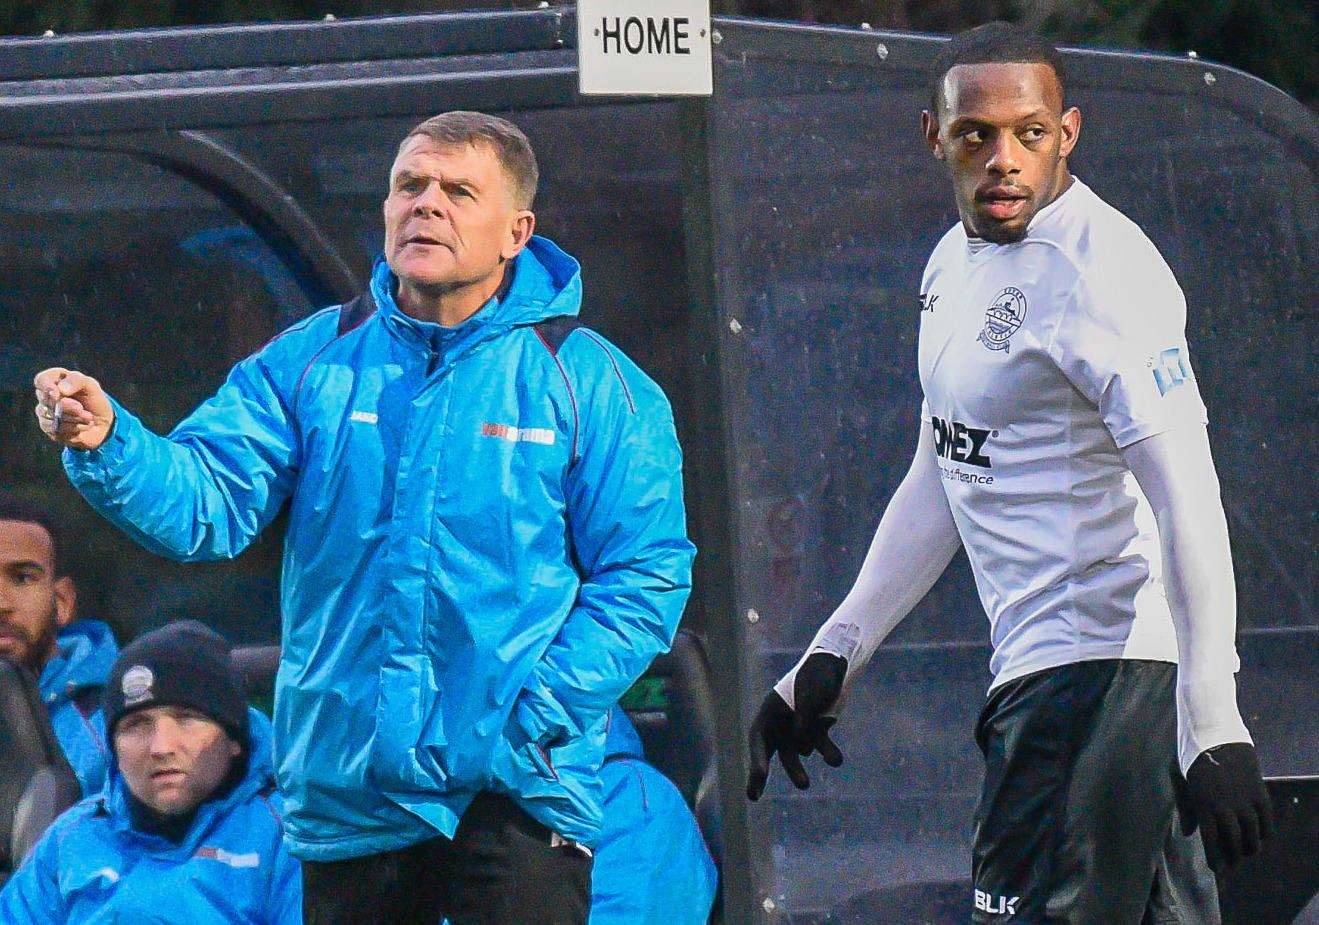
[0,494,118,794]
[0,620,301,923]
[34,110,695,923]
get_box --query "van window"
[0,143,314,643]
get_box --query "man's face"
[923,62,1080,244]
[114,705,240,817]
[382,136,533,298]
[0,519,74,671]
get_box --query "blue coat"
[63,237,695,859]
[591,709,718,924]
[0,708,302,924]
[39,619,118,795]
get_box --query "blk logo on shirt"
[974,888,1019,916]
[931,416,993,468]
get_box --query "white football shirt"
[918,178,1210,689]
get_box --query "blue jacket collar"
[370,235,582,364]
[100,707,277,853]
[39,619,118,707]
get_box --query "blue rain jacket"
[0,708,301,924]
[39,619,118,795]
[63,236,695,859]
[591,708,717,924]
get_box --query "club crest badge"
[978,287,1028,352]
[121,665,154,706]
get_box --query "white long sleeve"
[774,421,963,710]
[1122,424,1253,774]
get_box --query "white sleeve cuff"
[1176,672,1253,776]
[772,623,863,712]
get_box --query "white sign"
[577,0,713,97]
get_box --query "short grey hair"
[398,111,539,209]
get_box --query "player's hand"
[32,368,115,451]
[1181,742,1272,872]
[746,652,847,800]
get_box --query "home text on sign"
[597,17,693,56]
[577,0,713,96]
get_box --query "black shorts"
[972,659,1218,924]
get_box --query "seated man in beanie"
[0,620,301,924]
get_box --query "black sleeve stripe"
[336,291,377,337]
[533,315,582,356]
[533,320,582,462]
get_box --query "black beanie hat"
[104,621,249,751]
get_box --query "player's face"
[114,706,241,816]
[923,62,1080,244]
[382,136,532,303]
[0,519,73,671]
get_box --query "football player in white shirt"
[746,22,1271,923]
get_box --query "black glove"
[1181,742,1273,872]
[746,652,847,800]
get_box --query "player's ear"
[1059,106,1081,158]
[922,110,945,161]
[502,210,535,262]
[53,576,76,628]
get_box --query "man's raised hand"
[33,368,115,451]
[746,652,847,800]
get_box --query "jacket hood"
[370,234,582,354]
[39,618,118,706]
[101,706,276,851]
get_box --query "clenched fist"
[33,368,115,451]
